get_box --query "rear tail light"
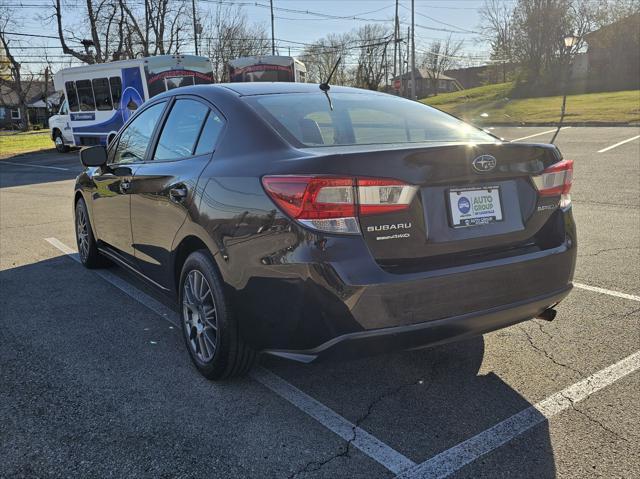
[532,159,573,207]
[262,176,418,234]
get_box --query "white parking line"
[0,160,69,171]
[511,127,571,142]
[396,351,640,479]
[597,135,640,153]
[574,282,640,302]
[45,237,181,324]
[252,367,416,474]
[44,236,415,475]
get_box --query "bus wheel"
[54,131,70,153]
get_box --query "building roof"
[391,68,456,82]
[0,81,54,107]
[584,13,640,42]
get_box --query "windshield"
[244,92,495,147]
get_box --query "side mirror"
[80,146,107,167]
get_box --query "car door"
[130,96,225,288]
[91,101,167,265]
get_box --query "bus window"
[147,79,164,97]
[65,81,79,112]
[165,76,195,90]
[92,78,113,110]
[110,77,122,108]
[76,79,96,111]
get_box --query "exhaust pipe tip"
[536,308,557,322]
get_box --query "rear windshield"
[244,92,495,147]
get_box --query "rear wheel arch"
[173,235,221,296]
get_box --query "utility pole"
[400,33,405,97]
[43,66,50,119]
[144,0,150,55]
[410,0,416,100]
[270,0,276,55]
[191,0,198,55]
[393,0,399,94]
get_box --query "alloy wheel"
[76,206,90,261]
[182,270,218,362]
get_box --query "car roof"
[218,82,380,97]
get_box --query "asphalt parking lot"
[1,126,638,478]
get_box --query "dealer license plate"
[449,187,503,228]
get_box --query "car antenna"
[319,56,341,111]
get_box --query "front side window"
[245,92,495,147]
[154,99,208,161]
[113,102,165,164]
[65,81,79,112]
[92,78,113,110]
[75,80,96,111]
[59,100,69,115]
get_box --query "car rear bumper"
[231,209,576,357]
[263,286,572,362]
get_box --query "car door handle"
[119,180,131,194]
[169,186,188,202]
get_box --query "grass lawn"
[421,82,640,125]
[0,130,54,158]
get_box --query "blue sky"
[7,0,503,73]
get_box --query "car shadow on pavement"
[1,256,556,478]
[263,336,557,477]
[0,150,81,189]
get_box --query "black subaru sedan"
[74,83,576,380]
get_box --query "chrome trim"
[98,247,171,292]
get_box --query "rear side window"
[154,99,208,161]
[65,82,79,112]
[245,92,495,147]
[109,77,122,108]
[113,102,165,164]
[194,111,224,155]
[75,80,96,111]
[92,78,113,110]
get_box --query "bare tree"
[201,4,271,82]
[420,35,463,96]
[300,33,353,85]
[0,15,35,130]
[353,24,392,90]
[53,0,188,63]
[54,0,123,63]
[479,0,515,82]
[119,0,189,57]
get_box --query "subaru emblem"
[472,155,497,173]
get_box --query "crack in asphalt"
[287,361,441,478]
[578,246,639,258]
[519,325,586,379]
[533,320,554,341]
[559,392,630,443]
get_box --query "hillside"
[420,82,640,125]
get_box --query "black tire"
[179,250,256,380]
[54,131,70,153]
[75,197,107,268]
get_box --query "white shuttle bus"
[50,55,215,151]
[227,56,307,83]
